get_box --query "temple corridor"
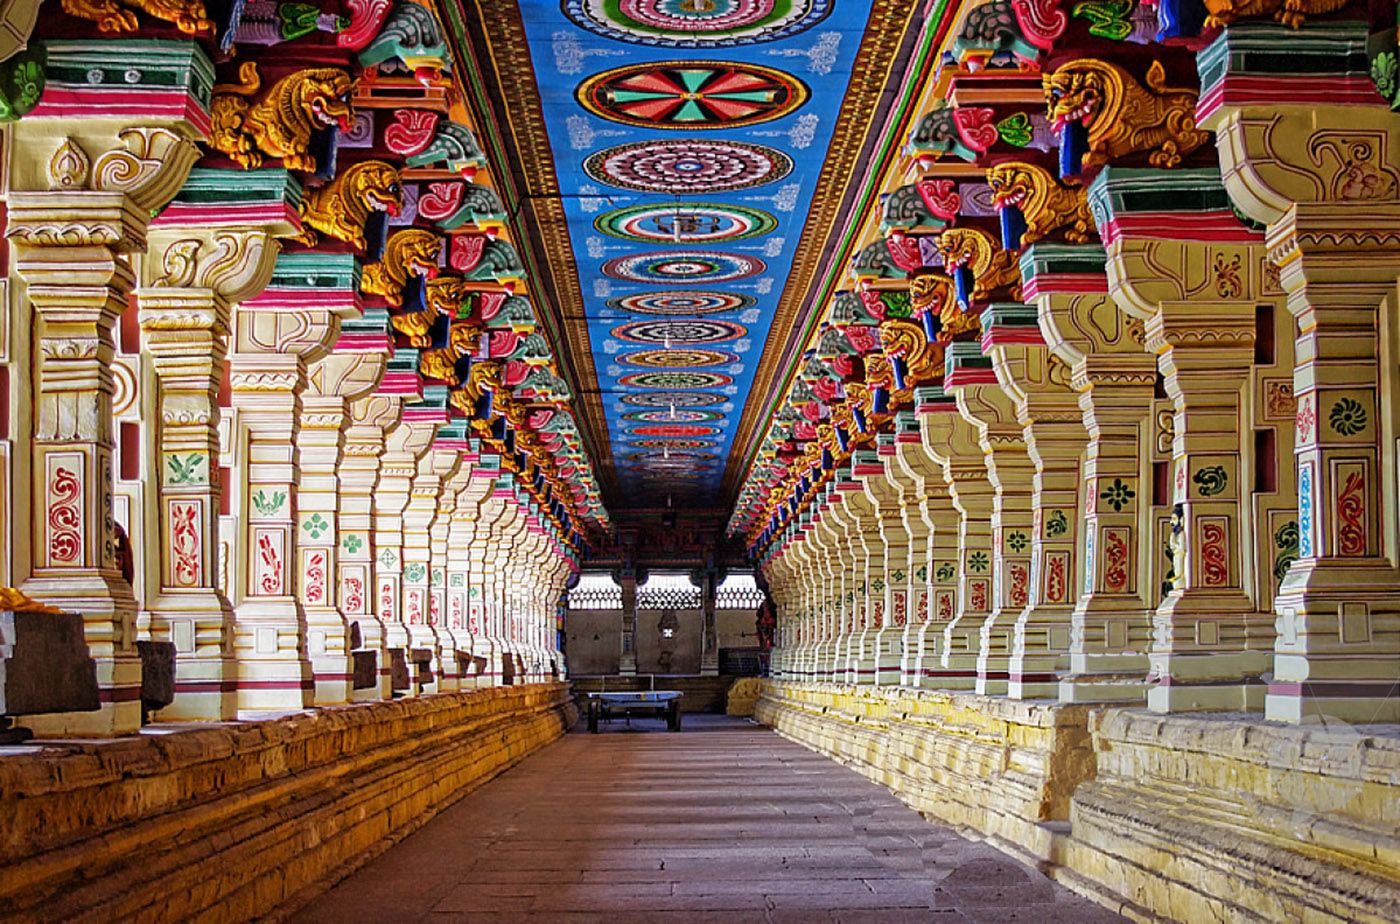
[294,716,1125,923]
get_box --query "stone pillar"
[137,181,293,720]
[897,403,961,688]
[1091,166,1272,713]
[373,418,437,695]
[341,393,403,701]
[834,467,875,684]
[402,435,461,694]
[982,303,1087,700]
[945,343,1036,697]
[1022,244,1159,703]
[863,438,909,685]
[618,569,639,676]
[918,385,989,690]
[431,452,474,691]
[700,568,719,677]
[300,313,391,705]
[9,47,206,732]
[1201,22,1400,721]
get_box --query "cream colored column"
[10,66,203,734]
[373,418,437,694]
[982,303,1087,700]
[301,332,391,706]
[1022,245,1158,702]
[1201,22,1400,721]
[402,437,461,694]
[905,393,964,687]
[340,393,402,701]
[945,343,1036,696]
[918,385,989,689]
[864,438,910,685]
[137,214,286,721]
[430,449,474,691]
[834,466,875,684]
[888,417,932,687]
[1091,167,1273,712]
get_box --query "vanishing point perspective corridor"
[297,716,1125,923]
[0,0,1397,920]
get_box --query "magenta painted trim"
[403,407,448,423]
[377,373,422,395]
[244,290,359,309]
[97,684,144,703]
[174,680,240,693]
[1197,75,1384,123]
[945,368,998,387]
[896,433,921,444]
[916,403,957,414]
[837,481,863,492]
[1098,212,1261,248]
[435,438,470,451]
[981,328,1044,350]
[1020,273,1108,299]
[853,464,883,476]
[238,680,316,690]
[151,202,300,228]
[31,89,212,136]
[333,335,392,355]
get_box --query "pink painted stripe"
[981,328,1044,350]
[333,334,393,353]
[403,407,447,423]
[245,290,358,308]
[32,88,212,136]
[378,373,422,395]
[1098,212,1261,248]
[1197,76,1384,123]
[896,433,921,444]
[915,403,957,414]
[837,482,862,492]
[877,445,896,457]
[1020,273,1107,299]
[151,202,299,228]
[853,464,883,476]
[945,368,998,387]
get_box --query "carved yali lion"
[1203,0,1347,29]
[937,227,1022,305]
[362,228,442,307]
[986,161,1094,244]
[61,0,213,35]
[298,160,403,250]
[210,62,354,173]
[1043,59,1207,172]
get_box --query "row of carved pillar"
[749,22,1400,727]
[0,48,579,735]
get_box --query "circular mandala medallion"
[630,438,717,450]
[564,0,831,46]
[612,319,746,344]
[629,425,721,437]
[622,408,725,423]
[621,348,738,367]
[607,291,755,315]
[621,390,725,408]
[621,371,732,389]
[603,251,764,284]
[584,140,791,195]
[596,203,777,244]
[578,62,807,130]
[627,449,718,463]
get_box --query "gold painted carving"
[60,0,212,35]
[48,138,90,190]
[937,227,1022,304]
[0,586,61,613]
[1203,0,1347,29]
[986,161,1094,244]
[297,160,403,250]
[1043,59,1207,171]
[210,62,354,172]
[362,228,442,307]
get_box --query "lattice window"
[638,572,701,610]
[717,573,765,610]
[567,572,621,610]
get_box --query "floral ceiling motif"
[518,0,864,498]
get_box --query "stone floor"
[292,715,1127,923]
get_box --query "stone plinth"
[0,609,100,720]
[0,683,576,920]
[754,681,1094,865]
[1063,710,1400,923]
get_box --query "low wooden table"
[586,691,683,733]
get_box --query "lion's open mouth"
[993,185,1028,209]
[1051,95,1096,131]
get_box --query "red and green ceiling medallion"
[595,203,778,243]
[620,348,739,367]
[577,61,808,129]
[620,371,734,389]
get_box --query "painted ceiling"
[513,1,874,503]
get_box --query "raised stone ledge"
[755,681,1095,866]
[757,680,1400,923]
[1064,710,1400,924]
[0,683,577,921]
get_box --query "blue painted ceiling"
[516,1,871,503]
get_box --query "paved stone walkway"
[294,715,1126,923]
